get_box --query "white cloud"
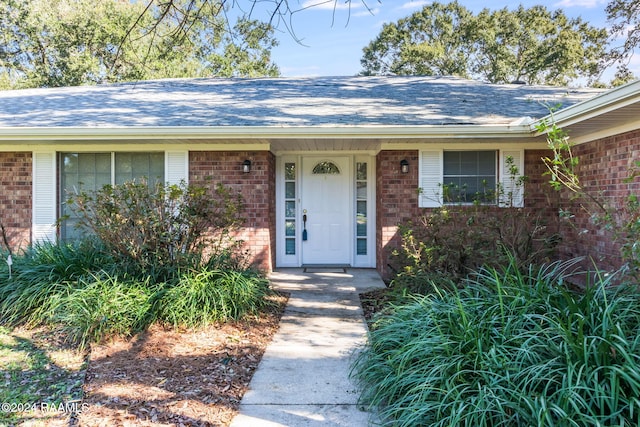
[399,0,431,10]
[553,0,606,8]
[301,0,363,11]
[353,7,379,17]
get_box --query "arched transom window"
[312,161,340,174]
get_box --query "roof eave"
[532,79,640,132]
[0,124,534,141]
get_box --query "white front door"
[301,156,351,265]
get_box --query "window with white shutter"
[499,150,524,208]
[59,151,177,240]
[419,149,525,208]
[33,151,57,243]
[419,150,443,208]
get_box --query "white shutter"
[499,150,524,208]
[419,150,443,208]
[165,150,189,186]
[32,151,57,243]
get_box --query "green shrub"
[391,206,558,283]
[158,269,270,328]
[352,259,640,426]
[0,240,112,326]
[52,273,158,348]
[65,180,246,282]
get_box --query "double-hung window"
[60,152,165,240]
[442,151,496,203]
[419,149,524,208]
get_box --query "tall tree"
[359,1,609,86]
[605,0,640,85]
[0,0,279,89]
[360,2,474,77]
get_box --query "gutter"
[0,123,535,141]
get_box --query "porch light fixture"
[400,159,409,174]
[243,159,251,173]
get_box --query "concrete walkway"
[230,268,386,427]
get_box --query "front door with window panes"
[301,157,351,265]
[276,155,374,268]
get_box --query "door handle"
[302,212,308,241]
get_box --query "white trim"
[275,153,376,268]
[165,150,189,185]
[381,140,547,150]
[0,124,535,141]
[32,151,57,243]
[419,150,443,208]
[275,155,300,267]
[0,143,270,152]
[533,80,640,132]
[499,150,525,208]
[353,155,376,268]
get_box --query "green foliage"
[65,180,245,282]
[538,117,640,277]
[391,205,557,283]
[158,269,271,328]
[353,258,640,426]
[360,1,473,77]
[360,1,608,86]
[0,240,112,326]
[0,241,270,348]
[52,274,159,349]
[606,0,640,84]
[392,159,556,284]
[0,0,279,89]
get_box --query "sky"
[253,0,627,80]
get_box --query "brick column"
[190,151,275,272]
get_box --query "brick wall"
[0,152,32,252]
[190,151,275,272]
[376,150,421,279]
[555,130,640,273]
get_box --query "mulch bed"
[76,293,288,427]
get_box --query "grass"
[158,269,272,328]
[0,240,273,349]
[0,326,87,425]
[52,273,160,349]
[352,258,640,426]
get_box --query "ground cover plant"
[353,258,640,426]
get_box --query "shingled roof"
[0,76,603,129]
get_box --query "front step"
[301,264,350,273]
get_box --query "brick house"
[0,76,637,279]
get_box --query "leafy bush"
[65,180,245,281]
[393,154,557,286]
[391,205,558,283]
[158,269,271,328]
[52,273,158,349]
[353,259,640,426]
[0,240,113,326]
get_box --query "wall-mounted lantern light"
[400,159,409,174]
[243,159,252,174]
